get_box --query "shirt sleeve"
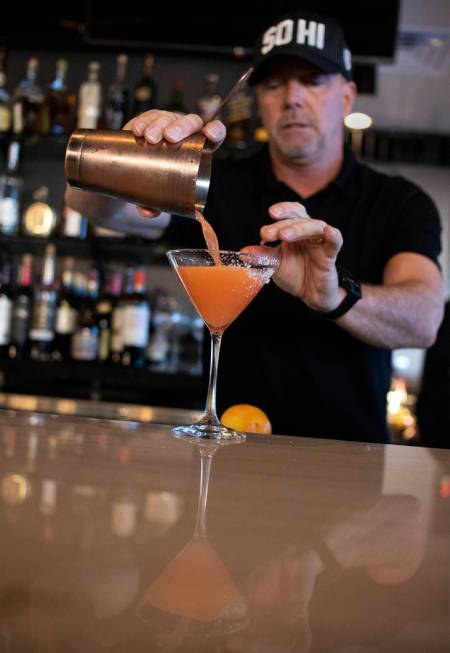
[383,180,442,267]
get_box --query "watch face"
[338,267,362,299]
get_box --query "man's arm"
[255,202,444,350]
[336,252,444,349]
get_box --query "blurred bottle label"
[0,295,12,345]
[122,305,150,347]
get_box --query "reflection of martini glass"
[167,249,278,441]
[136,441,247,647]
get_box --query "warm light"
[344,112,373,130]
[1,474,30,506]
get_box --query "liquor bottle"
[0,260,12,357]
[0,56,12,134]
[59,201,89,240]
[0,140,23,237]
[9,253,33,360]
[225,87,254,150]
[22,186,58,237]
[110,269,128,364]
[121,267,151,368]
[52,257,77,362]
[96,271,121,363]
[196,73,222,122]
[71,269,99,362]
[180,315,204,376]
[147,289,173,371]
[47,58,75,136]
[133,54,157,115]
[28,244,57,361]
[165,79,189,114]
[77,61,102,129]
[12,57,46,136]
[104,54,129,130]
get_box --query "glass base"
[172,420,246,442]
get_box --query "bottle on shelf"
[77,61,102,130]
[121,266,151,369]
[52,257,77,362]
[0,140,23,237]
[132,54,157,115]
[22,186,58,238]
[104,54,129,130]
[165,79,189,115]
[146,289,173,372]
[71,269,99,362]
[9,253,33,360]
[12,56,46,136]
[110,268,127,364]
[0,260,13,357]
[196,73,222,122]
[96,271,122,364]
[179,315,204,376]
[59,201,89,240]
[28,243,57,361]
[0,51,11,134]
[46,58,75,136]
[225,86,254,150]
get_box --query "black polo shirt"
[165,145,441,443]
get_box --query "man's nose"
[283,79,307,108]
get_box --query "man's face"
[255,57,355,163]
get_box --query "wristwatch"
[308,266,362,320]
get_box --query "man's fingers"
[126,110,173,136]
[202,119,227,145]
[322,224,343,254]
[137,206,161,218]
[269,202,309,221]
[261,217,327,243]
[163,113,204,142]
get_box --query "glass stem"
[204,331,222,422]
[194,448,214,538]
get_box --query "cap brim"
[248,48,349,85]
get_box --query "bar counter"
[0,405,449,652]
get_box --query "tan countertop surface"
[0,409,449,652]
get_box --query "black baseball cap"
[248,10,352,85]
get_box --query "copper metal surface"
[65,129,213,217]
[0,410,449,652]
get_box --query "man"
[66,11,444,443]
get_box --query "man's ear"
[342,80,356,116]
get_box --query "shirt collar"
[259,144,358,198]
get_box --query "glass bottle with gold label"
[28,243,57,361]
[133,54,157,115]
[12,57,46,136]
[225,88,254,150]
[22,186,58,238]
[0,50,10,134]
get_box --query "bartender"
[66,10,444,443]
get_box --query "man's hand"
[254,201,344,313]
[124,110,226,218]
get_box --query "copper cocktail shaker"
[65,129,213,217]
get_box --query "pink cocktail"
[167,249,278,440]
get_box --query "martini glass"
[167,249,279,441]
